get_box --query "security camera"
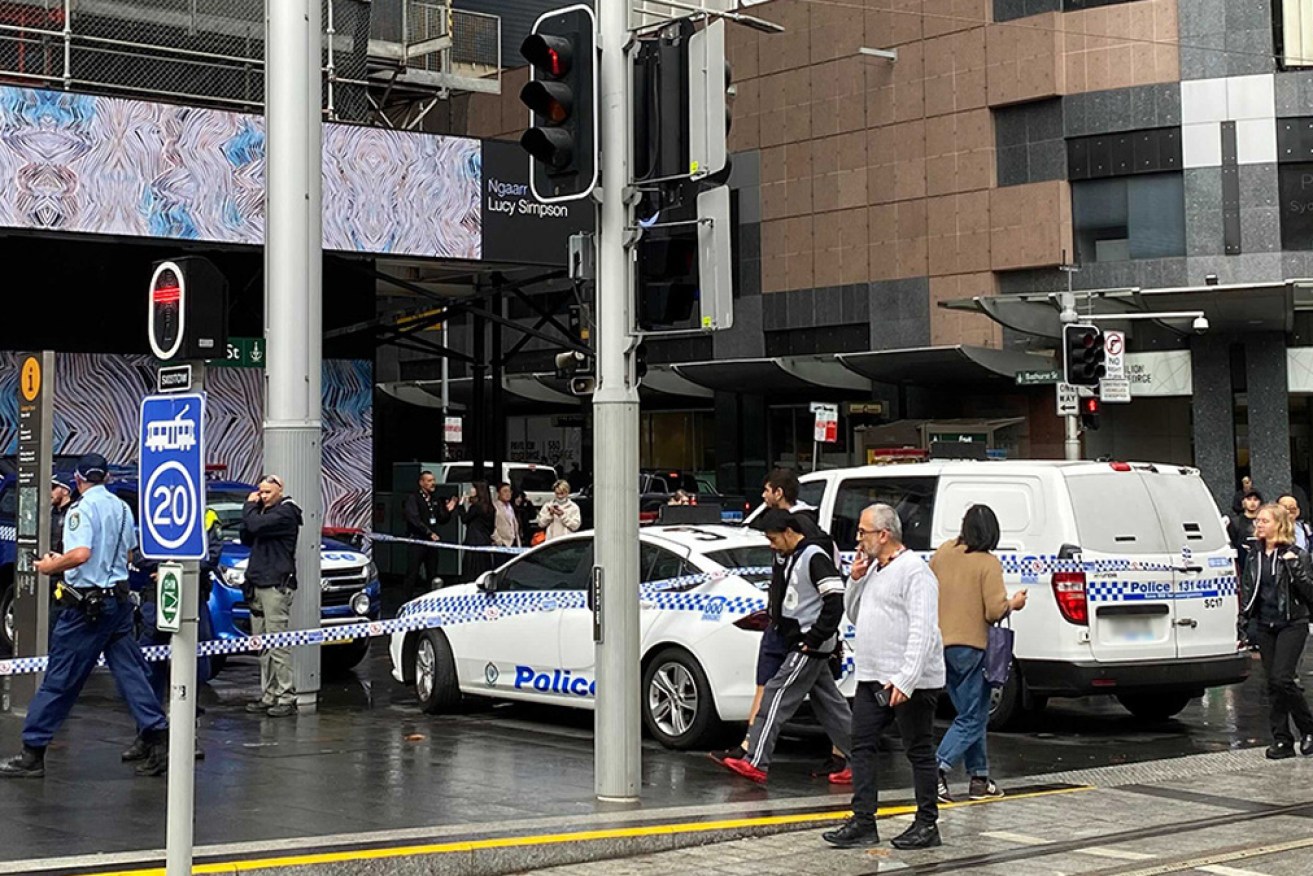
[1192,315,1210,334]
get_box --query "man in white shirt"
[823,503,945,851]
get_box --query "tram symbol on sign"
[145,405,198,453]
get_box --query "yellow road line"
[82,784,1092,876]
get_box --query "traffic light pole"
[593,0,642,802]
[1060,290,1080,462]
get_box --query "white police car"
[390,524,803,749]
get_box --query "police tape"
[0,565,775,678]
[365,533,528,554]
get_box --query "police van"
[783,460,1248,728]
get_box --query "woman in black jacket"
[459,480,497,582]
[1239,503,1313,759]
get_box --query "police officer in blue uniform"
[0,453,169,778]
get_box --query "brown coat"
[929,540,1011,650]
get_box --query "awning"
[942,281,1298,338]
[640,365,714,399]
[837,345,1055,383]
[674,356,871,393]
[379,375,581,409]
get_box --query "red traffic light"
[1082,397,1100,414]
[521,33,573,78]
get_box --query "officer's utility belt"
[54,581,129,620]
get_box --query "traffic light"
[1063,324,1106,387]
[147,257,228,361]
[1080,396,1101,431]
[637,226,699,330]
[688,20,731,182]
[519,6,597,203]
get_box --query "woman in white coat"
[536,480,582,542]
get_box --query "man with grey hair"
[823,503,945,850]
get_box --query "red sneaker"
[828,767,852,784]
[722,756,768,784]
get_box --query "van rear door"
[1065,471,1178,663]
[1139,470,1237,660]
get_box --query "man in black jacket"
[402,471,457,597]
[240,475,302,718]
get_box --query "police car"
[389,524,836,749]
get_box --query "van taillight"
[1052,571,1088,625]
[734,611,772,631]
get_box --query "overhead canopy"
[674,356,871,393]
[837,345,1055,383]
[941,281,1298,338]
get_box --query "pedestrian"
[823,503,944,850]
[49,476,73,553]
[668,489,693,506]
[1229,489,1263,573]
[1237,502,1313,760]
[493,482,521,549]
[715,509,851,784]
[1232,474,1257,515]
[1278,494,1312,552]
[459,480,498,582]
[536,479,582,542]
[512,488,537,544]
[402,470,457,597]
[240,474,302,719]
[567,462,585,493]
[0,453,169,779]
[931,504,1027,803]
[711,467,850,781]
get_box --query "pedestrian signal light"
[519,6,597,202]
[1080,396,1101,431]
[1063,324,1106,387]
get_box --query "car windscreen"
[207,490,250,539]
[511,468,558,493]
[704,546,774,586]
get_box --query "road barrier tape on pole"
[0,565,774,678]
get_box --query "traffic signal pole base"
[1065,414,1080,461]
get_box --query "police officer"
[50,476,73,553]
[0,453,169,778]
[402,471,456,597]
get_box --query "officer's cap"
[50,475,72,492]
[74,452,110,483]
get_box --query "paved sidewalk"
[526,749,1313,876]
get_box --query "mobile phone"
[873,687,892,708]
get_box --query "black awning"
[837,345,1055,384]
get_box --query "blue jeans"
[936,645,990,777]
[23,595,168,749]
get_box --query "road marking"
[1198,867,1271,876]
[981,831,1051,846]
[76,786,1092,876]
[1099,834,1313,876]
[1078,848,1156,860]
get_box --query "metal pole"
[441,319,449,463]
[165,362,205,876]
[264,0,324,705]
[593,0,641,802]
[1060,276,1079,462]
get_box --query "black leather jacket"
[1238,542,1313,633]
[240,498,303,589]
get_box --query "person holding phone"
[1238,502,1313,760]
[239,474,303,718]
[536,480,581,542]
[459,481,497,582]
[823,503,945,851]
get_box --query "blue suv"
[1,475,381,673]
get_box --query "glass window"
[1281,164,1313,250]
[703,546,775,587]
[510,467,558,494]
[499,539,593,591]
[798,481,825,510]
[1072,173,1185,262]
[640,543,690,586]
[831,476,939,552]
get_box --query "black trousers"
[404,542,438,596]
[851,681,940,825]
[1254,621,1313,745]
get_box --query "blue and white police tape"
[0,564,774,678]
[365,533,528,554]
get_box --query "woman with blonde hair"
[1238,502,1313,759]
[536,480,582,542]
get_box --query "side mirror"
[477,572,497,593]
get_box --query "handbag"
[984,615,1015,688]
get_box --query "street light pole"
[593,0,641,802]
[264,0,324,705]
[1059,262,1079,462]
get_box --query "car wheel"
[1117,692,1193,722]
[414,630,461,713]
[1,582,14,653]
[641,647,719,750]
[987,662,1026,731]
[323,637,371,675]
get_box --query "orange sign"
[20,356,40,402]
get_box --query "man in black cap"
[0,453,169,778]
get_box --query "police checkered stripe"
[0,524,15,542]
[996,554,1177,576]
[646,592,766,616]
[1087,577,1238,602]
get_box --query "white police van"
[785,460,1248,728]
[389,524,854,749]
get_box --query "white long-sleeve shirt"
[846,549,946,693]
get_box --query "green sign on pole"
[1015,369,1062,386]
[156,562,182,632]
[216,337,266,368]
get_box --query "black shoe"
[813,754,847,778]
[121,737,149,762]
[266,702,297,718]
[245,700,273,714]
[1267,742,1296,760]
[707,745,745,765]
[937,769,952,804]
[822,815,880,848]
[0,746,45,778]
[135,741,169,777]
[968,776,1004,800]
[891,821,941,850]
[1301,734,1313,756]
